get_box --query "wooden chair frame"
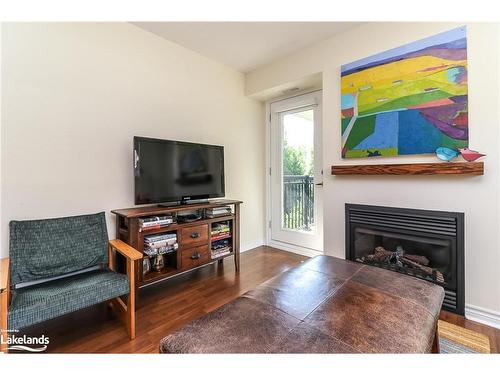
[1,257,10,353]
[0,239,142,353]
[108,239,142,340]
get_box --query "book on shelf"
[211,222,230,236]
[211,233,231,241]
[139,215,174,230]
[211,238,230,250]
[144,233,177,248]
[211,246,232,259]
[144,243,178,257]
[211,227,230,235]
[212,245,231,251]
[140,215,172,223]
[140,223,172,231]
[144,233,178,257]
[145,238,177,249]
[145,232,177,241]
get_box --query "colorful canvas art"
[341,27,468,158]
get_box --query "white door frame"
[265,90,323,257]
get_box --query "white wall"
[1,22,266,257]
[247,23,500,315]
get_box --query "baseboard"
[266,239,321,258]
[465,304,500,329]
[241,239,265,253]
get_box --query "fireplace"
[345,204,464,315]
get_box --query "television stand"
[157,201,182,208]
[111,199,242,301]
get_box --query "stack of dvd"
[139,215,174,231]
[143,232,178,258]
[205,206,232,218]
[211,239,231,259]
[211,222,231,241]
[211,222,231,259]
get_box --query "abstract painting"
[341,27,468,158]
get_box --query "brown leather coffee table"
[159,255,444,353]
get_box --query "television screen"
[134,137,225,205]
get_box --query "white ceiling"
[132,22,361,72]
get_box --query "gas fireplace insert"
[345,204,464,315]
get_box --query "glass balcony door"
[269,91,323,252]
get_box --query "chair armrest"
[0,258,9,293]
[1,258,9,352]
[109,240,143,261]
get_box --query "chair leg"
[126,297,136,340]
[126,259,136,340]
[110,295,135,340]
[109,259,137,340]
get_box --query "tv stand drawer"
[180,224,208,247]
[180,245,209,269]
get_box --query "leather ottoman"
[159,255,444,353]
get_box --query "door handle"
[315,182,323,186]
[190,232,200,239]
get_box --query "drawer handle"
[190,232,200,239]
[190,252,201,260]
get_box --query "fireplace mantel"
[331,161,484,176]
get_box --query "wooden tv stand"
[111,199,242,294]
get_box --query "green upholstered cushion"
[8,269,129,331]
[9,212,109,285]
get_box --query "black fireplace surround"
[345,204,464,315]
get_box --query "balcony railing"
[283,175,314,231]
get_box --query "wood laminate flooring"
[17,246,500,353]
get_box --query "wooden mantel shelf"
[331,162,484,176]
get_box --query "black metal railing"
[283,175,314,231]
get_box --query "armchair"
[0,212,142,353]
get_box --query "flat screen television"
[134,136,225,205]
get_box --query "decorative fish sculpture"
[458,148,486,162]
[436,147,459,162]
